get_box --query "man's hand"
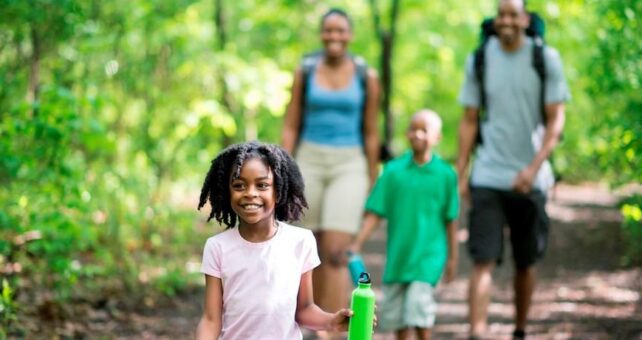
[512,166,537,194]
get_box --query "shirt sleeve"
[458,54,481,108]
[444,168,460,223]
[544,47,571,104]
[301,230,321,274]
[200,238,222,278]
[364,165,391,217]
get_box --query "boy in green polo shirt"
[349,109,459,339]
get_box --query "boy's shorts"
[379,282,437,331]
[294,141,368,234]
[468,187,549,268]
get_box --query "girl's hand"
[328,308,353,332]
[328,307,378,333]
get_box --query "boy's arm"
[444,220,458,283]
[349,212,382,254]
[195,275,223,339]
[295,270,353,331]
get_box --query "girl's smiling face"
[229,157,276,228]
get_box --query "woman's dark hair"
[198,141,308,229]
[320,8,352,30]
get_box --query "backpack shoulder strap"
[527,12,546,38]
[532,37,546,125]
[351,54,369,91]
[473,18,494,145]
[297,51,322,146]
[473,44,487,113]
[300,51,323,91]
[474,17,495,116]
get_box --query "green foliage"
[585,1,642,263]
[0,279,18,336]
[587,0,642,185]
[0,87,99,300]
[152,267,196,297]
[619,194,642,266]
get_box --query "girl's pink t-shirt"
[201,222,320,340]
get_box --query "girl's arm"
[196,275,223,339]
[281,68,305,155]
[295,270,353,331]
[363,69,382,188]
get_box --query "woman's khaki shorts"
[294,141,368,234]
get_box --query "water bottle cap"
[358,272,371,284]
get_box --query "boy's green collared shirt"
[365,151,459,285]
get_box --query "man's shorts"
[294,141,368,234]
[468,187,549,268]
[379,282,437,331]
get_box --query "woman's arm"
[196,275,223,339]
[295,270,352,331]
[363,68,382,188]
[282,68,305,155]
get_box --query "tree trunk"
[215,0,235,146]
[27,25,41,117]
[369,0,400,161]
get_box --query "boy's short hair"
[412,109,443,132]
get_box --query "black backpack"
[473,12,547,145]
[297,51,370,149]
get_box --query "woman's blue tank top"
[300,66,365,146]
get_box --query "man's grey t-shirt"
[459,36,570,192]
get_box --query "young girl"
[195,141,353,339]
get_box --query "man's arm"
[456,106,480,199]
[532,103,565,171]
[513,103,565,193]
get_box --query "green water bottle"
[347,272,375,340]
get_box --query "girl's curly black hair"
[198,141,308,229]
